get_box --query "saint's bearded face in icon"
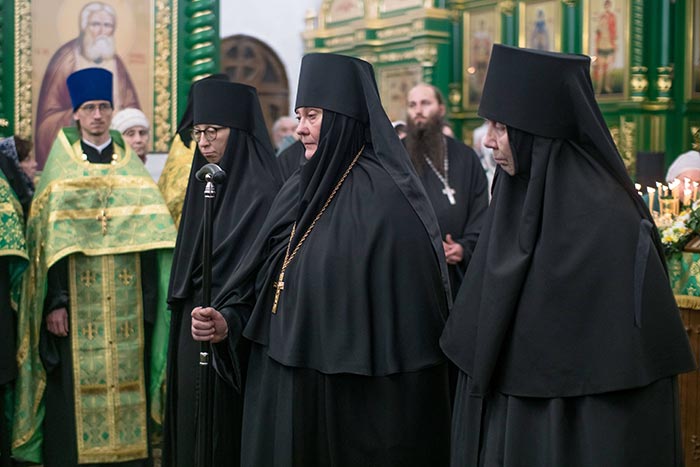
[81,7,116,63]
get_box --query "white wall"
[220,0,323,115]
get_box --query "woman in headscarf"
[163,80,282,467]
[441,44,696,466]
[193,53,452,466]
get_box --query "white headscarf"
[666,150,700,182]
[111,108,150,133]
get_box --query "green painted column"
[500,3,518,46]
[177,0,220,123]
[629,0,648,101]
[0,0,13,137]
[449,12,464,139]
[656,0,672,102]
[561,0,582,54]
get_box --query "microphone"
[195,163,227,184]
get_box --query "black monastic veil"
[213,53,452,466]
[277,139,306,181]
[163,80,282,467]
[440,44,695,467]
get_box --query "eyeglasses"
[191,127,223,143]
[80,103,113,114]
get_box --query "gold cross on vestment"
[271,271,285,314]
[83,322,97,340]
[120,322,134,338]
[118,269,133,286]
[96,209,111,235]
[80,270,97,287]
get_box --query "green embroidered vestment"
[13,128,176,464]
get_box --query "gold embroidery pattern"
[120,322,135,339]
[81,270,96,287]
[118,269,134,286]
[70,254,147,463]
[82,322,98,341]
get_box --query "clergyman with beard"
[35,1,141,169]
[405,83,488,297]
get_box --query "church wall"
[296,0,700,179]
[220,0,323,115]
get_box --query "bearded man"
[404,83,488,297]
[35,1,140,169]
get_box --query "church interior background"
[2,0,700,464]
[1,0,698,179]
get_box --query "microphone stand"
[194,163,226,467]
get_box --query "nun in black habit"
[276,139,306,181]
[440,44,696,466]
[162,80,282,467]
[196,53,452,466]
[158,73,228,229]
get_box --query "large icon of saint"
[35,1,141,168]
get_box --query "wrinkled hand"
[191,307,229,343]
[443,234,464,265]
[47,307,69,337]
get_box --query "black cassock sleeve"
[454,154,489,268]
[211,306,250,394]
[0,258,17,384]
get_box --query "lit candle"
[694,182,699,202]
[685,189,692,209]
[668,180,678,200]
[647,187,655,213]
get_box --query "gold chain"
[271,145,364,313]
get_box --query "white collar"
[82,137,113,154]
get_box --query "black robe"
[40,141,158,467]
[0,260,15,387]
[163,84,282,467]
[414,137,488,296]
[215,104,452,465]
[0,259,15,467]
[440,45,696,466]
[277,140,306,181]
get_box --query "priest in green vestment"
[0,138,30,467]
[12,68,176,466]
[157,134,194,230]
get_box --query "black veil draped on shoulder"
[164,80,281,467]
[214,53,451,376]
[440,44,695,398]
[277,140,306,181]
[168,80,282,311]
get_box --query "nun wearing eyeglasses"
[163,79,282,467]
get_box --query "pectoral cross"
[271,271,285,314]
[96,209,111,235]
[442,185,456,205]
